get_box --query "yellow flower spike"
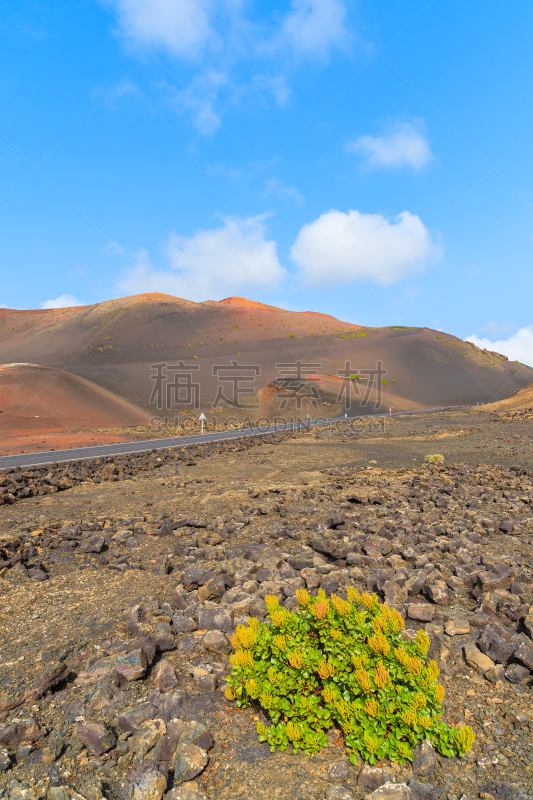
[260,691,274,709]
[455,725,475,754]
[371,614,385,634]
[361,592,373,610]
[417,714,432,730]
[355,668,372,692]
[323,686,336,704]
[316,587,327,601]
[257,720,268,737]
[296,588,310,607]
[225,685,235,700]
[287,651,304,669]
[329,627,342,641]
[400,708,417,726]
[247,616,260,630]
[265,594,279,613]
[286,722,302,742]
[313,600,329,620]
[435,684,445,705]
[407,656,423,676]
[365,697,379,717]
[236,624,256,649]
[364,732,379,755]
[415,629,431,656]
[267,667,277,683]
[236,650,254,669]
[347,586,361,605]
[270,609,287,627]
[229,633,238,649]
[426,659,440,681]
[273,634,287,652]
[245,678,259,696]
[331,594,351,616]
[374,663,389,689]
[317,660,335,679]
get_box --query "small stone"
[131,769,167,800]
[203,630,230,655]
[412,740,437,776]
[198,607,233,632]
[485,664,506,683]
[193,669,217,693]
[174,720,213,751]
[47,789,87,800]
[425,580,449,604]
[165,787,208,800]
[154,660,178,691]
[407,604,435,622]
[325,786,353,800]
[368,784,411,800]
[0,745,11,770]
[409,782,437,800]
[463,641,494,675]
[444,618,470,636]
[327,761,349,782]
[172,615,198,634]
[505,662,530,684]
[198,576,226,603]
[77,723,117,757]
[171,743,208,784]
[78,780,105,800]
[358,765,394,791]
[129,720,166,760]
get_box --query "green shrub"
[424,454,444,463]
[381,380,388,385]
[289,333,295,338]
[225,590,474,765]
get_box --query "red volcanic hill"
[0,364,150,434]
[0,293,532,428]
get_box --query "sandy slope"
[1,294,532,443]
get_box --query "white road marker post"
[199,412,206,434]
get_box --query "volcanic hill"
[0,294,531,434]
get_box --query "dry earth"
[1,410,533,800]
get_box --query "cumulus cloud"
[118,214,287,301]
[291,209,442,286]
[39,294,85,309]
[480,321,516,336]
[466,327,533,368]
[278,0,349,58]
[107,0,349,132]
[349,120,432,170]
[108,0,215,58]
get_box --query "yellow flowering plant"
[225,589,474,764]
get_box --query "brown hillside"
[0,294,532,430]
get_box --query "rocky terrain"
[1,410,532,800]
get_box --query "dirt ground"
[1,409,533,800]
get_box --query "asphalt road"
[0,407,462,470]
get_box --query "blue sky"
[1,0,533,364]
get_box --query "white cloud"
[278,0,349,58]
[349,120,432,170]
[291,209,442,286]
[39,294,85,309]
[108,0,216,58]
[163,70,226,134]
[118,214,287,301]
[466,326,533,368]
[107,0,350,132]
[480,321,516,336]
